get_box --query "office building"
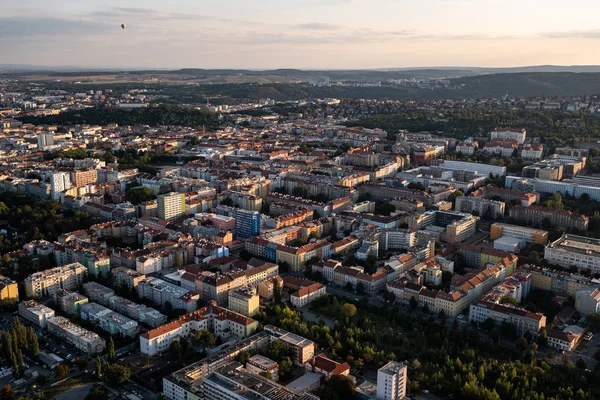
[37,132,54,149]
[490,128,526,144]
[377,361,407,400]
[436,160,506,176]
[158,192,186,221]
[246,355,279,381]
[490,223,548,245]
[505,176,600,202]
[236,209,261,239]
[24,263,88,298]
[408,210,478,244]
[545,234,600,273]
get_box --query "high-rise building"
[37,133,54,149]
[50,171,72,198]
[236,209,261,239]
[377,361,407,400]
[157,192,185,220]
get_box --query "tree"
[344,282,353,292]
[171,340,182,359]
[125,187,154,205]
[516,337,528,353]
[55,364,69,379]
[104,364,131,386]
[36,373,47,386]
[500,321,517,338]
[322,375,355,400]
[1,385,14,400]
[235,351,251,365]
[85,384,109,400]
[339,303,357,319]
[76,357,88,370]
[490,328,500,344]
[26,327,39,359]
[107,337,116,362]
[279,357,293,379]
[438,310,446,320]
[273,279,282,305]
[576,358,587,370]
[95,356,103,378]
[356,282,365,295]
[409,296,418,310]
[193,330,215,349]
[482,317,495,332]
[500,296,518,306]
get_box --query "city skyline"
[4,0,600,69]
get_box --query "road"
[55,383,94,400]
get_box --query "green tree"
[193,330,216,349]
[171,340,182,359]
[409,296,418,310]
[125,187,154,205]
[26,327,39,359]
[279,357,293,379]
[104,364,131,386]
[85,384,109,400]
[356,282,365,295]
[95,356,103,378]
[322,375,355,400]
[36,373,47,387]
[273,279,282,305]
[500,296,518,306]
[339,303,357,319]
[576,358,587,370]
[76,357,88,370]
[107,337,116,363]
[482,317,495,332]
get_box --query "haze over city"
[3,0,600,69]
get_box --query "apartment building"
[484,138,519,157]
[455,196,505,219]
[506,176,600,202]
[519,264,597,297]
[235,209,261,239]
[456,243,519,272]
[80,302,140,338]
[408,210,478,244]
[290,282,326,308]
[18,300,55,328]
[471,185,538,207]
[508,205,588,231]
[545,234,600,273]
[46,316,106,355]
[547,326,585,352]
[24,262,88,298]
[158,192,186,221]
[228,288,260,317]
[138,277,200,313]
[520,144,544,160]
[112,267,146,289]
[490,223,548,245]
[140,302,259,356]
[109,296,167,328]
[55,290,89,318]
[575,287,600,315]
[0,275,19,301]
[246,354,279,381]
[71,169,98,187]
[263,325,315,366]
[82,281,115,306]
[306,353,350,381]
[377,361,408,400]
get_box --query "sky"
[3,0,600,69]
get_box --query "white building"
[437,160,507,177]
[377,361,407,400]
[490,128,527,144]
[455,196,505,218]
[575,286,600,315]
[290,283,326,308]
[544,234,600,273]
[157,192,185,221]
[37,133,54,149]
[50,172,72,198]
[24,263,88,298]
[18,300,55,328]
[520,144,544,160]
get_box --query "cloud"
[542,30,600,39]
[0,17,111,38]
[295,23,341,30]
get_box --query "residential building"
[71,169,98,187]
[575,287,600,315]
[519,264,597,297]
[235,209,261,239]
[80,302,140,338]
[55,290,89,318]
[509,206,588,231]
[140,302,259,356]
[306,353,350,381]
[82,281,115,306]
[137,277,200,313]
[24,263,88,298]
[547,326,585,352]
[18,300,55,328]
[408,210,478,244]
[109,295,168,328]
[377,361,407,400]
[228,288,260,317]
[520,144,544,160]
[46,316,106,355]
[264,325,315,366]
[455,196,505,218]
[544,234,600,273]
[112,267,146,289]
[246,354,279,381]
[158,192,186,221]
[0,275,19,302]
[290,282,326,308]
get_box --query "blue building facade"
[236,210,261,239]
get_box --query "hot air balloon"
[121,24,126,30]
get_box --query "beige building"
[228,288,260,317]
[24,262,87,298]
[157,192,186,221]
[490,223,548,244]
[71,169,98,187]
[0,275,19,302]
